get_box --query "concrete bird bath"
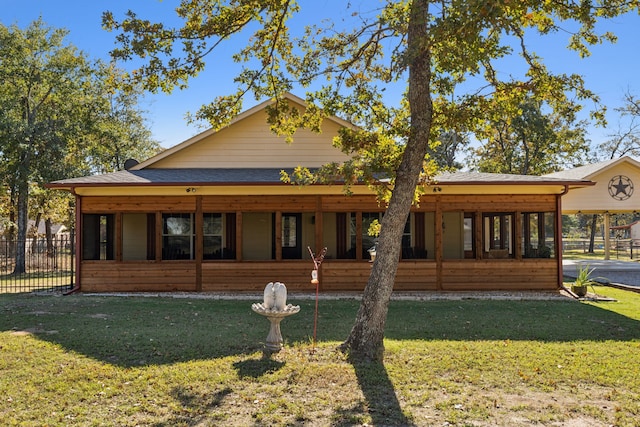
[251,282,300,352]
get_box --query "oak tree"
[104,0,639,360]
[0,19,161,274]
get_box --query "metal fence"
[0,236,74,293]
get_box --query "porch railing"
[0,236,75,293]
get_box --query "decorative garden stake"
[308,246,327,350]
[252,282,300,353]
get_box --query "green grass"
[1,288,639,426]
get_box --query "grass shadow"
[233,355,285,378]
[334,359,415,427]
[151,386,233,427]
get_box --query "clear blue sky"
[4,0,640,151]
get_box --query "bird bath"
[251,282,300,352]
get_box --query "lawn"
[1,287,639,426]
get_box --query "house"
[48,94,594,293]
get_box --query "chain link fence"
[0,236,74,293]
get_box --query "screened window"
[351,212,381,256]
[522,212,555,258]
[203,213,223,259]
[162,213,193,260]
[82,214,114,260]
[483,213,513,258]
[463,213,475,259]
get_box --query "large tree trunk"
[340,0,433,361]
[13,181,29,275]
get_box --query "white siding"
[562,162,640,213]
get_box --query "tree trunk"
[340,0,433,361]
[13,182,29,275]
[588,214,597,253]
[31,213,42,254]
[45,218,55,258]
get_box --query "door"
[280,213,302,259]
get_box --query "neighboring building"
[546,156,640,259]
[48,94,593,293]
[610,221,640,241]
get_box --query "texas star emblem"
[607,175,634,201]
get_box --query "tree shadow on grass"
[151,386,233,427]
[1,294,639,368]
[233,355,285,378]
[333,359,415,427]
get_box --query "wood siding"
[79,259,555,292]
[77,193,563,293]
[440,259,558,290]
[202,261,312,292]
[81,262,197,292]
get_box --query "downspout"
[556,185,578,299]
[64,188,82,295]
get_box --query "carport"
[545,156,640,260]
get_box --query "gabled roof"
[132,92,357,170]
[544,156,640,180]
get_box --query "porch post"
[604,212,611,260]
[435,195,443,290]
[236,211,243,261]
[315,197,324,289]
[74,194,82,290]
[275,211,282,261]
[556,193,564,288]
[195,196,203,291]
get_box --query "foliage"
[0,19,95,273]
[573,264,608,288]
[102,0,640,360]
[0,19,160,272]
[470,98,591,174]
[83,64,163,174]
[430,131,470,170]
[0,290,639,426]
[598,91,640,159]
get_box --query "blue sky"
[4,0,640,151]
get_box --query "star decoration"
[608,175,634,201]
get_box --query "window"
[483,213,513,258]
[356,212,381,254]
[463,213,475,259]
[82,214,114,260]
[162,213,193,260]
[338,212,422,260]
[522,212,555,258]
[203,213,223,259]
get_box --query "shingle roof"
[543,159,620,180]
[49,168,290,186]
[544,156,640,180]
[433,171,588,184]
[48,168,592,187]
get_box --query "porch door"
[280,213,302,259]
